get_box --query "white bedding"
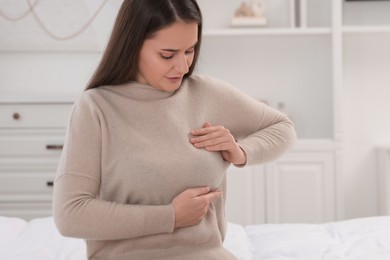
[1,216,390,260]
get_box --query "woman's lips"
[166,76,182,83]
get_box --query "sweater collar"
[108,81,179,101]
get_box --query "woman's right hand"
[171,187,222,229]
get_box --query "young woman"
[53,0,296,259]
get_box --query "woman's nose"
[174,54,190,74]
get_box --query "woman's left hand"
[190,122,247,165]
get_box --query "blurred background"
[0,0,390,226]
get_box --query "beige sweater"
[53,75,296,260]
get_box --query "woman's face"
[136,21,198,92]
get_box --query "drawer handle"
[13,112,21,120]
[46,144,64,150]
[46,181,54,187]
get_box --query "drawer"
[0,157,60,170]
[0,202,52,220]
[0,130,65,156]
[0,173,54,202]
[0,104,73,128]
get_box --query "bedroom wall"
[341,0,390,219]
[0,1,117,97]
[343,33,390,218]
[0,53,100,96]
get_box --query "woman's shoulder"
[71,87,109,112]
[187,74,226,86]
[186,74,236,91]
[186,74,241,96]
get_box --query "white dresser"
[226,139,337,225]
[0,98,74,220]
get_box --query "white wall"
[343,33,390,218]
[0,0,116,97]
[0,53,100,96]
[197,34,333,139]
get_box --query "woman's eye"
[161,54,174,60]
[185,48,195,54]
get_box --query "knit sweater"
[53,74,296,260]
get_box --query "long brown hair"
[85,0,202,90]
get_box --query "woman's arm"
[189,76,296,166]
[53,92,176,241]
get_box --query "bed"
[1,216,390,260]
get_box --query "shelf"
[0,95,77,104]
[343,26,390,34]
[203,26,390,36]
[203,28,332,37]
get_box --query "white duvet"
[1,216,390,260]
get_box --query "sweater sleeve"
[201,76,297,166]
[52,91,175,241]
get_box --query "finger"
[190,131,225,144]
[193,137,230,149]
[204,142,232,152]
[191,127,234,149]
[186,186,211,197]
[203,122,211,128]
[191,125,222,136]
[201,190,222,201]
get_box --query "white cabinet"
[226,165,266,225]
[0,100,73,220]
[226,140,335,225]
[265,152,335,223]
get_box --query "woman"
[53,0,296,259]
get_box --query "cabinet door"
[226,165,265,225]
[265,152,335,223]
